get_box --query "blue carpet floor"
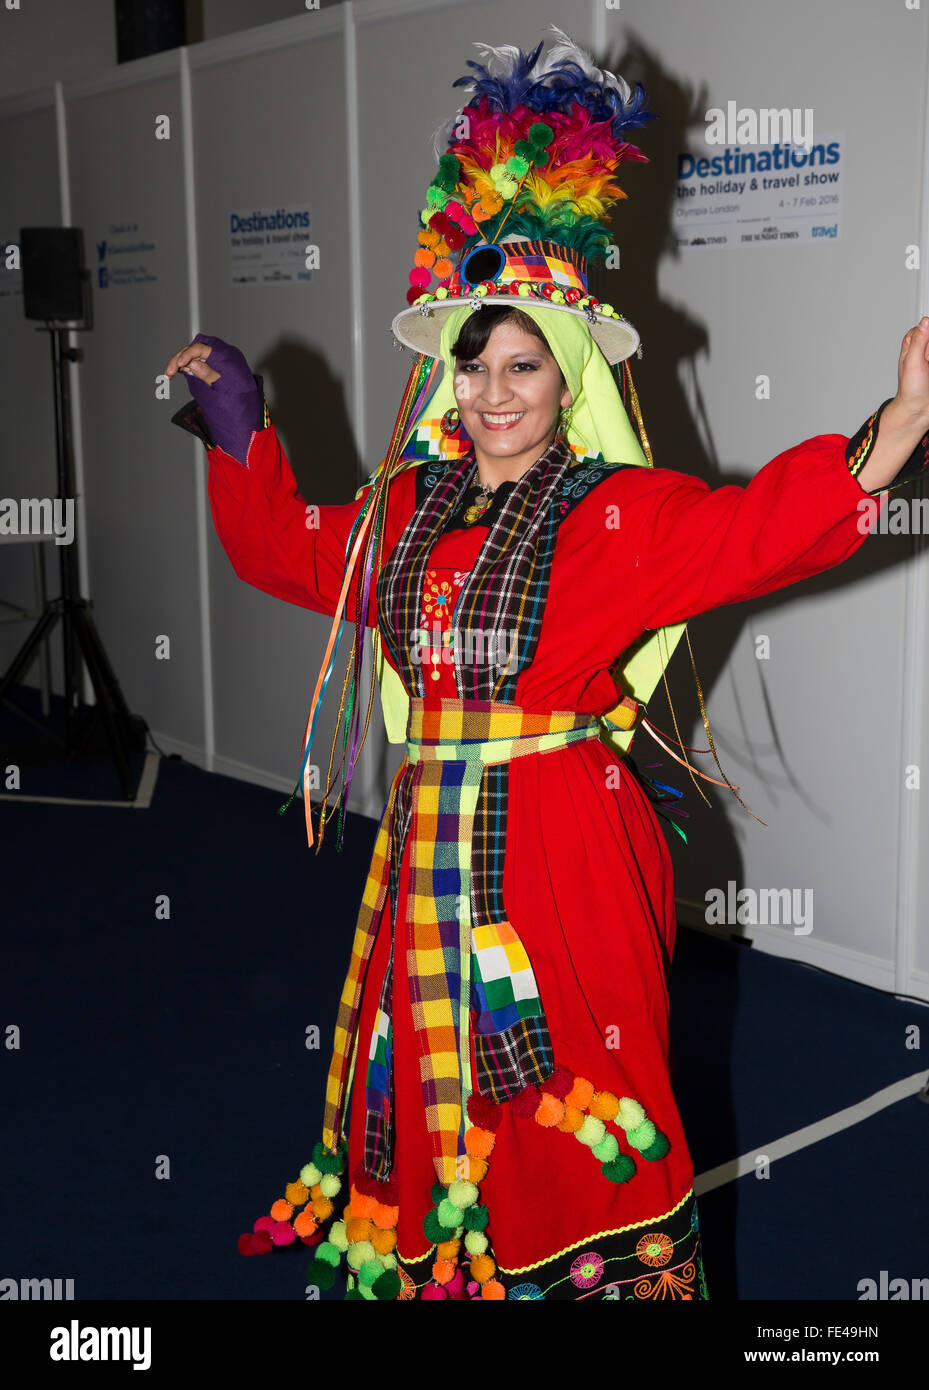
[1,690,926,1302]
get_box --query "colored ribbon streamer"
[281,353,441,848]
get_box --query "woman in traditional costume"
[165,27,929,1300]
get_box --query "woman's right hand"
[164,335,258,396]
[164,337,222,385]
[165,334,260,464]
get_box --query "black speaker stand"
[0,324,145,798]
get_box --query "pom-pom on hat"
[391,24,653,365]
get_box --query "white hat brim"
[391,297,640,366]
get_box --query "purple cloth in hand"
[183,333,260,464]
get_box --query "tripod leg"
[0,603,61,703]
[34,542,52,718]
[70,604,134,799]
[78,603,139,727]
[62,587,82,756]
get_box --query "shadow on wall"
[595,27,895,851]
[253,337,362,507]
[591,33,717,480]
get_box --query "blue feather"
[451,40,656,142]
[451,40,545,113]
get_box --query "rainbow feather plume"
[407,24,655,298]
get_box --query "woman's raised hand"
[893,318,929,432]
[164,334,260,464]
[164,337,221,385]
[852,319,929,493]
[164,334,259,393]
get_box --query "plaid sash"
[323,697,603,1186]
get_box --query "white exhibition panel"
[200,0,311,41]
[191,19,358,793]
[65,67,205,753]
[0,0,114,102]
[0,0,925,1001]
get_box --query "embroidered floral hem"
[356,1188,706,1301]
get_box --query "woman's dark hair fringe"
[450,306,565,383]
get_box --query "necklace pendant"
[463,496,492,526]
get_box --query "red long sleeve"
[205,424,893,642]
[620,434,889,632]
[206,423,414,626]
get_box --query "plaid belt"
[322,696,603,1186]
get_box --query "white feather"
[468,41,526,77]
[538,24,632,105]
[429,25,634,162]
[431,112,464,164]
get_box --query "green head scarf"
[423,301,651,467]
[371,303,686,754]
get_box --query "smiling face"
[452,318,573,475]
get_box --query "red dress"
[207,420,885,1300]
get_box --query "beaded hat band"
[391,234,640,365]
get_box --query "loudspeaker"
[20,227,88,322]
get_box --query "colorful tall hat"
[391,24,654,365]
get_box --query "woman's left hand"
[890,317,929,432]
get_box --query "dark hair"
[450,306,565,385]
